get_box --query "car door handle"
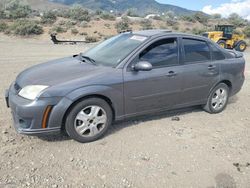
[208,65,216,70]
[166,71,177,77]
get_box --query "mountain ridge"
[50,0,196,16]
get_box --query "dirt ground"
[0,34,250,188]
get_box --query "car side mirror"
[132,61,152,71]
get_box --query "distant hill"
[26,0,68,10]
[50,0,196,15]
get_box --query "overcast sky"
[156,0,250,20]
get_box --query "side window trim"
[181,37,212,65]
[125,36,181,71]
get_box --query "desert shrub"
[104,23,111,28]
[165,11,175,19]
[4,29,11,34]
[11,19,43,35]
[181,15,196,23]
[159,25,168,29]
[152,16,162,20]
[95,10,103,15]
[228,13,247,27]
[41,11,57,24]
[192,27,207,35]
[5,0,32,19]
[85,36,99,43]
[57,20,76,30]
[98,32,104,37]
[0,21,8,32]
[104,35,114,40]
[166,18,178,26]
[172,25,179,31]
[0,9,6,19]
[79,21,89,28]
[140,19,153,30]
[56,9,70,18]
[50,25,67,33]
[94,16,100,21]
[193,12,209,24]
[100,13,116,21]
[244,26,250,37]
[233,29,243,35]
[68,6,90,22]
[80,32,88,36]
[65,20,76,29]
[58,20,66,25]
[71,28,78,35]
[115,17,131,33]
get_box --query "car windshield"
[83,33,148,67]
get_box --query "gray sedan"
[5,30,245,143]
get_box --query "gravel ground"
[0,35,250,188]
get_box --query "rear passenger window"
[210,45,225,60]
[183,38,211,63]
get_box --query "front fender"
[65,85,124,120]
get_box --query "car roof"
[132,29,208,41]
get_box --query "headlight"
[18,85,49,100]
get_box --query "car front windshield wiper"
[79,53,96,65]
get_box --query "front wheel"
[217,40,227,49]
[203,83,229,114]
[65,98,113,143]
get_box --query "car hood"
[16,56,109,87]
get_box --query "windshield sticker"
[130,35,147,42]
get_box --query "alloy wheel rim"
[211,88,228,111]
[74,105,107,137]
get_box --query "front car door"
[180,37,220,105]
[123,37,183,117]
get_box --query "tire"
[235,40,247,52]
[217,40,227,49]
[203,83,229,114]
[65,98,113,143]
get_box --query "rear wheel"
[65,98,113,143]
[235,41,247,52]
[217,40,227,49]
[203,83,229,114]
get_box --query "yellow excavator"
[203,24,247,52]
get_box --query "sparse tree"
[212,13,222,19]
[243,26,250,37]
[228,13,247,27]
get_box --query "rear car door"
[123,37,183,116]
[180,38,220,105]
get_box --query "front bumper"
[5,83,72,135]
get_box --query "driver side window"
[139,38,178,68]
